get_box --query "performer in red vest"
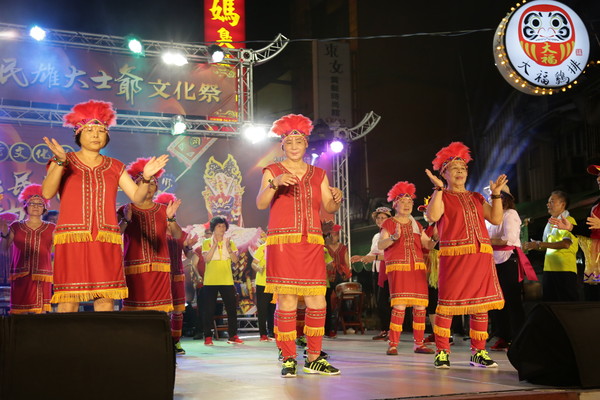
[42,100,168,312]
[0,184,54,314]
[378,181,436,355]
[425,142,506,369]
[156,192,197,355]
[119,158,182,315]
[256,114,342,377]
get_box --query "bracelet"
[268,179,278,190]
[167,216,177,222]
[140,176,152,184]
[433,186,443,191]
[0,232,8,239]
[51,156,69,167]
[490,194,502,199]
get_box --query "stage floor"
[173,331,585,400]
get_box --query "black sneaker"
[296,336,307,348]
[303,356,340,375]
[303,349,329,359]
[281,358,297,378]
[470,350,498,368]
[434,350,450,369]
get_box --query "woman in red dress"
[425,142,506,369]
[256,114,343,377]
[118,158,182,315]
[42,100,168,312]
[378,181,435,355]
[0,184,54,314]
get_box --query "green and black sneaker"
[434,350,450,369]
[281,358,297,378]
[303,356,340,375]
[470,349,498,368]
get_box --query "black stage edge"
[508,302,600,388]
[0,311,175,400]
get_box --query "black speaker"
[0,311,175,400]
[508,302,600,388]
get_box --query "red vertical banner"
[204,0,246,49]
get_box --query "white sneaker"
[346,328,355,334]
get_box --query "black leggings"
[255,285,275,336]
[203,285,238,338]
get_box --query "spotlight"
[125,35,144,56]
[171,115,187,135]
[329,139,344,153]
[208,44,225,63]
[29,26,46,41]
[162,51,188,66]
[242,125,267,144]
[310,152,320,165]
[0,30,17,39]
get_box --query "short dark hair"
[210,216,229,232]
[501,193,516,210]
[551,190,570,209]
[42,210,59,222]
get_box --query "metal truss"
[331,112,381,255]
[0,24,289,136]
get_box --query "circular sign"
[9,142,32,163]
[494,0,589,95]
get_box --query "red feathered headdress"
[432,142,472,172]
[18,184,50,207]
[387,181,416,202]
[63,100,117,134]
[155,192,177,205]
[271,114,313,139]
[126,157,165,183]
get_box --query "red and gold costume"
[9,221,54,314]
[436,190,504,315]
[381,218,428,307]
[120,203,173,312]
[264,162,327,296]
[51,152,128,302]
[167,231,187,313]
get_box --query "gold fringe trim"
[434,325,451,338]
[9,271,29,281]
[480,244,493,254]
[32,274,53,283]
[427,249,440,288]
[173,274,185,282]
[95,231,123,245]
[273,326,279,334]
[10,308,43,314]
[276,330,297,341]
[413,322,425,331]
[266,233,324,246]
[389,322,403,332]
[439,244,476,256]
[54,231,93,245]
[171,330,182,337]
[43,304,52,312]
[470,329,489,341]
[173,304,185,312]
[51,288,129,303]
[386,264,411,272]
[124,263,171,275]
[304,325,325,337]
[122,304,174,313]
[264,284,326,296]
[436,300,504,316]
[391,298,429,308]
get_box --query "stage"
[173,331,599,400]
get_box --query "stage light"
[29,26,46,41]
[0,30,17,39]
[162,51,188,66]
[208,44,225,63]
[329,139,344,153]
[242,124,267,144]
[125,35,144,56]
[171,115,187,135]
